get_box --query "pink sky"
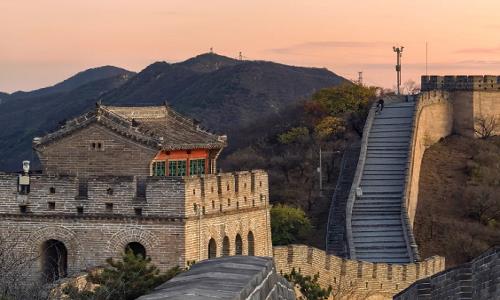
[1,0,500,92]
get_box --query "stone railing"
[345,103,376,259]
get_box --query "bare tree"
[402,80,420,95]
[474,114,499,139]
[0,230,52,300]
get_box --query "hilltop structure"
[0,103,272,284]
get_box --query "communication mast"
[393,46,404,95]
[239,51,243,60]
[358,71,363,85]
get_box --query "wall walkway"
[346,99,418,263]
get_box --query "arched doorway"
[125,242,146,258]
[222,236,230,256]
[247,231,255,256]
[208,238,217,259]
[41,239,68,283]
[235,234,243,255]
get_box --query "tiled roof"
[33,103,227,151]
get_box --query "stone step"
[368,137,411,144]
[354,204,401,210]
[351,219,402,226]
[354,241,407,248]
[361,175,406,181]
[364,159,407,166]
[356,252,410,260]
[358,257,411,264]
[363,164,406,171]
[351,230,404,237]
[354,207,401,213]
[360,180,404,186]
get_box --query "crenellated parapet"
[421,75,500,91]
[0,170,268,220]
[273,245,445,298]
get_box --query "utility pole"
[393,46,404,95]
[425,42,428,76]
[318,147,322,196]
[358,71,363,85]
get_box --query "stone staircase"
[326,144,360,258]
[351,101,415,263]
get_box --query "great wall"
[0,76,499,299]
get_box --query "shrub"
[284,268,332,300]
[64,250,181,300]
[271,204,312,245]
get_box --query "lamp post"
[393,46,404,95]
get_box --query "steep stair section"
[326,143,360,257]
[351,101,415,263]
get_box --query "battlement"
[421,75,500,91]
[273,245,445,298]
[0,170,268,220]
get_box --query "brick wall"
[35,123,157,177]
[0,173,186,217]
[0,170,271,282]
[273,245,445,299]
[394,246,500,300]
[183,170,272,262]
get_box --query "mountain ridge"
[8,66,135,101]
[0,53,348,171]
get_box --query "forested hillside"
[221,84,378,248]
[415,135,500,267]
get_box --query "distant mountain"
[178,53,242,73]
[0,53,348,171]
[0,73,132,171]
[9,66,134,101]
[0,92,9,104]
[103,53,347,133]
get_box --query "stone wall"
[273,245,445,299]
[35,123,157,177]
[394,246,500,300]
[406,88,500,225]
[406,91,454,225]
[0,170,271,281]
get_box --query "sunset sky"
[1,0,500,92]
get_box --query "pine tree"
[65,250,181,300]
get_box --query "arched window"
[208,238,217,259]
[247,231,255,256]
[222,236,230,256]
[41,239,68,283]
[125,242,146,258]
[235,234,243,255]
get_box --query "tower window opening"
[19,205,28,214]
